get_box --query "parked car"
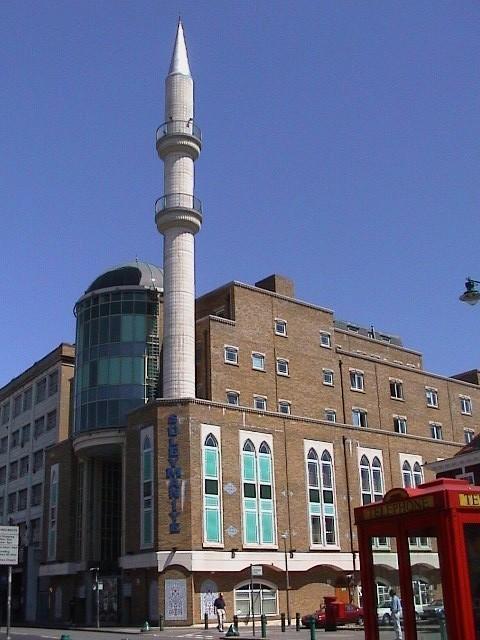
[301,603,364,628]
[377,601,423,624]
[420,600,444,620]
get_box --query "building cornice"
[0,343,75,400]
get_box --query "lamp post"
[459,278,480,306]
[90,566,100,629]
[281,533,291,626]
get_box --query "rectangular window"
[252,352,265,371]
[393,416,408,434]
[224,345,239,365]
[34,416,45,438]
[0,467,6,485]
[46,410,57,431]
[425,387,438,408]
[320,332,331,348]
[9,461,18,481]
[31,518,41,545]
[35,378,47,404]
[389,380,404,400]
[350,370,364,391]
[323,369,334,386]
[1,402,10,425]
[0,437,7,454]
[325,409,336,423]
[226,391,240,406]
[275,319,287,336]
[352,408,368,428]
[8,493,17,514]
[23,388,32,411]
[464,429,475,444]
[276,358,289,376]
[48,370,59,396]
[278,401,291,415]
[460,396,472,415]
[11,430,20,448]
[19,456,29,477]
[18,489,27,511]
[31,483,42,506]
[253,396,267,411]
[430,423,443,440]
[21,424,30,446]
[13,395,22,417]
[33,450,44,473]
[48,464,59,560]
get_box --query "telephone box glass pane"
[464,524,480,639]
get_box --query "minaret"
[156,21,202,398]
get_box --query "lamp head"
[460,278,480,306]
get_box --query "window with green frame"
[141,432,153,547]
[203,434,222,543]
[242,440,275,545]
[307,448,337,546]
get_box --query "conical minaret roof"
[168,20,191,76]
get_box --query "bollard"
[295,613,300,631]
[309,616,316,640]
[233,614,239,632]
[261,614,267,638]
[281,612,286,632]
[159,614,164,631]
[439,617,447,640]
[204,613,209,629]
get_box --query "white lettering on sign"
[0,526,19,565]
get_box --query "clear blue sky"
[1,1,479,387]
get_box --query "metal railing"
[155,193,202,214]
[156,119,202,142]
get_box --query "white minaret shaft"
[156,21,202,398]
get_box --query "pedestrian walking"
[389,588,403,640]
[214,592,226,632]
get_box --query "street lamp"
[281,532,291,626]
[89,566,100,629]
[459,278,480,306]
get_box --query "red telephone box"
[355,478,480,640]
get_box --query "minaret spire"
[155,22,202,399]
[168,20,191,77]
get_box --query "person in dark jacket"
[214,593,226,631]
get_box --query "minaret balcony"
[155,193,202,235]
[156,119,202,160]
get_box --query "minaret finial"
[168,19,191,76]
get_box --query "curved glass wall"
[74,288,161,433]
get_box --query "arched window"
[141,429,153,547]
[306,448,337,546]
[234,582,278,616]
[242,439,275,545]
[402,460,413,488]
[359,452,387,548]
[203,433,222,543]
[413,462,423,487]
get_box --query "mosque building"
[1,22,478,626]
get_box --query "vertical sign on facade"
[166,414,181,533]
